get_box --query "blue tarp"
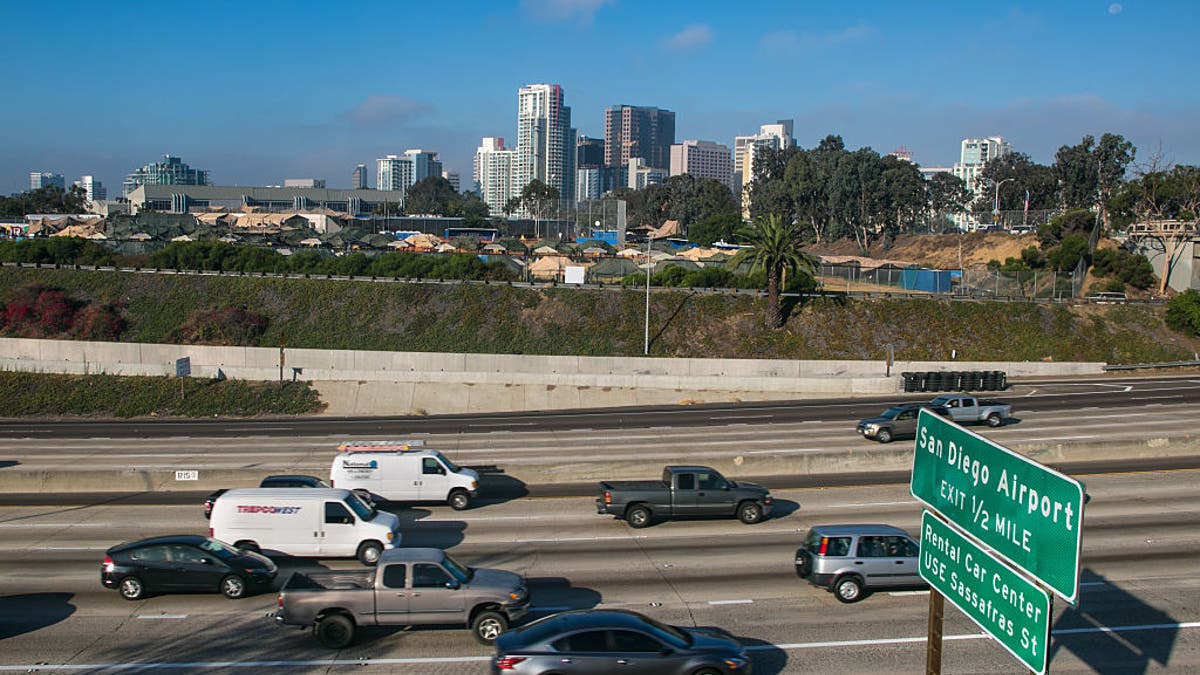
[901,268,954,292]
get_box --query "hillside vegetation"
[2,266,1196,365]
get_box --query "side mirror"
[445,579,461,590]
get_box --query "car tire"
[835,576,865,603]
[314,614,355,649]
[234,541,260,554]
[626,505,652,528]
[986,412,1002,427]
[794,549,812,578]
[876,428,893,443]
[119,576,145,601]
[220,574,246,599]
[448,489,471,511]
[471,610,508,644]
[737,501,764,525]
[692,669,723,675]
[357,540,383,566]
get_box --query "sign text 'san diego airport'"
[920,511,1052,674]
[911,409,1085,603]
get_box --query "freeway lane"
[2,374,1200,439]
[0,471,1197,673]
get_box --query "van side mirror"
[445,579,460,590]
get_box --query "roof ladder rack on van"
[336,440,427,453]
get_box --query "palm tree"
[733,214,816,328]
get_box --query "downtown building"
[669,140,734,192]
[73,175,107,201]
[734,120,794,215]
[604,105,675,174]
[377,149,442,197]
[952,136,1011,195]
[474,137,516,215]
[30,172,65,190]
[122,155,210,197]
[516,83,576,210]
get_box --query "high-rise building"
[952,136,1011,194]
[376,150,442,195]
[576,135,610,203]
[627,157,666,190]
[122,155,209,196]
[352,164,368,189]
[604,105,675,173]
[73,175,106,201]
[517,84,576,209]
[670,140,734,192]
[30,172,65,190]
[442,171,460,192]
[577,136,605,169]
[475,137,517,214]
[734,120,794,215]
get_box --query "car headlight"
[864,423,878,432]
[724,656,748,670]
[386,531,394,541]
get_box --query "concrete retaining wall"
[0,337,1106,415]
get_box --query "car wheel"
[737,501,763,524]
[220,574,246,599]
[234,541,260,554]
[986,412,1002,427]
[692,669,723,675]
[794,549,812,578]
[471,610,508,644]
[448,489,471,511]
[626,505,652,528]
[835,576,865,603]
[119,576,145,601]
[357,541,383,566]
[876,429,893,443]
[314,614,355,649]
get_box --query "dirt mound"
[805,233,1035,269]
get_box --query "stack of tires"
[901,370,1008,392]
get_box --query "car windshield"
[433,451,460,473]
[638,613,693,648]
[198,538,241,559]
[442,553,474,583]
[879,407,906,420]
[345,494,376,521]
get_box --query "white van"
[209,488,400,565]
[330,447,479,510]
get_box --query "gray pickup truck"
[273,547,529,648]
[595,465,773,528]
[930,394,1013,427]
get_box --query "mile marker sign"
[911,409,1086,604]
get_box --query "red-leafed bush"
[33,289,79,334]
[172,305,268,345]
[1,282,126,340]
[71,302,128,341]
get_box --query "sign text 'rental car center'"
[910,409,1086,603]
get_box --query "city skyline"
[4,1,1198,196]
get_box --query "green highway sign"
[920,511,1052,674]
[911,409,1085,603]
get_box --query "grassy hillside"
[1,266,1195,364]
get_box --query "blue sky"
[3,0,1198,195]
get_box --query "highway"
[1,374,1199,672]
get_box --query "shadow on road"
[769,498,801,520]
[0,593,75,640]
[1049,568,1179,674]
[470,467,529,506]
[0,460,18,469]
[741,635,790,674]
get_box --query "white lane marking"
[830,500,916,508]
[138,614,188,620]
[1,622,1195,670]
[710,415,774,421]
[32,546,108,551]
[708,599,753,605]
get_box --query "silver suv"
[794,524,922,603]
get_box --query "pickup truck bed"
[283,570,374,591]
[599,480,667,491]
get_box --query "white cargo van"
[329,445,479,510]
[209,488,400,565]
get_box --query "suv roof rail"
[337,440,426,453]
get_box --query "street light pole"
[992,178,1014,227]
[644,236,652,355]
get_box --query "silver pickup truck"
[929,394,1013,427]
[274,547,529,648]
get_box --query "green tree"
[1166,289,1200,335]
[975,152,1059,216]
[689,213,741,246]
[731,213,816,328]
[1054,133,1136,235]
[926,172,970,230]
[0,185,88,217]
[513,179,560,237]
[404,177,458,216]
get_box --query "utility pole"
[643,235,652,355]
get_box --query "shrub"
[71,302,128,341]
[1091,247,1156,289]
[172,305,268,345]
[1165,289,1200,335]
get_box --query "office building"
[627,157,666,190]
[442,171,460,192]
[670,140,733,192]
[952,136,1012,194]
[475,137,517,214]
[604,105,675,173]
[352,164,368,189]
[30,172,65,190]
[516,83,576,209]
[73,175,106,201]
[377,149,442,195]
[284,178,326,189]
[122,155,210,197]
[734,120,794,215]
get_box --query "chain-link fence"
[816,263,1080,299]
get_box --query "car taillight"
[818,537,828,556]
[494,656,526,670]
[209,527,214,537]
[102,555,114,572]
[604,491,611,504]
[329,479,334,487]
[277,594,284,609]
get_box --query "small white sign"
[564,265,585,284]
[175,470,199,481]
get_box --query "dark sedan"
[101,534,277,600]
[492,609,750,674]
[856,403,951,443]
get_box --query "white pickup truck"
[929,394,1012,427]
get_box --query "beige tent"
[676,247,722,262]
[435,242,456,253]
[171,234,194,242]
[403,233,443,250]
[647,219,680,239]
[616,247,643,258]
[528,255,590,280]
[533,245,560,256]
[483,243,507,253]
[387,239,412,249]
[129,232,153,241]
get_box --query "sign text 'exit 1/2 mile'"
[910,409,1086,603]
